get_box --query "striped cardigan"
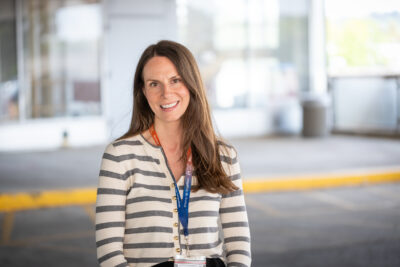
[95,134,251,267]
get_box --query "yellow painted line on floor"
[1,212,14,245]
[82,205,96,224]
[243,170,400,193]
[1,170,400,212]
[244,196,282,216]
[304,191,357,210]
[0,188,96,212]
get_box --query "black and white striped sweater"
[95,134,251,267]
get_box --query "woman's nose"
[161,83,173,96]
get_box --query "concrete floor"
[1,134,400,266]
[1,183,399,267]
[231,134,400,178]
[1,134,399,193]
[248,183,400,267]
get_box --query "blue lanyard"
[174,161,193,236]
[149,125,193,237]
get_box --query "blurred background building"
[0,0,399,151]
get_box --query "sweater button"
[173,208,178,212]
[174,236,179,240]
[170,183,175,188]
[172,196,177,200]
[176,248,181,253]
[174,222,178,227]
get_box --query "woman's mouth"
[160,101,179,110]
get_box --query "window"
[22,0,102,118]
[326,0,400,73]
[177,0,309,109]
[0,0,18,121]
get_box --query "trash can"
[301,96,329,137]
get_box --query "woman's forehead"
[143,56,179,80]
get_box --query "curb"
[1,170,400,212]
[243,170,400,193]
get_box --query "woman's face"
[142,56,190,127]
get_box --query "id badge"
[174,255,206,267]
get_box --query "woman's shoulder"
[103,134,145,155]
[217,138,238,162]
[111,134,144,146]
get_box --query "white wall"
[0,117,107,151]
[213,100,303,138]
[332,77,398,132]
[102,0,178,140]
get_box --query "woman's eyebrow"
[144,75,180,82]
[144,78,160,82]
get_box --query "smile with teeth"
[160,101,179,109]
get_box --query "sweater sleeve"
[220,147,252,267]
[96,142,130,267]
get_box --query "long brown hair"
[118,40,238,194]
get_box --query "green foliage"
[327,15,400,68]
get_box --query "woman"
[96,40,251,267]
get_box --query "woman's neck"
[154,120,183,152]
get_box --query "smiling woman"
[142,56,190,126]
[95,40,251,267]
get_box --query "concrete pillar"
[102,0,178,139]
[308,0,327,95]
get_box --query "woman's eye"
[149,82,158,87]
[172,78,181,84]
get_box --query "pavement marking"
[0,188,97,212]
[243,170,400,193]
[7,230,94,246]
[1,212,14,245]
[0,170,399,212]
[244,196,282,217]
[4,241,94,254]
[277,201,400,218]
[33,243,94,253]
[332,216,395,230]
[365,186,400,203]
[82,205,96,224]
[304,191,357,210]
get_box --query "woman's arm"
[96,143,131,267]
[220,147,252,267]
